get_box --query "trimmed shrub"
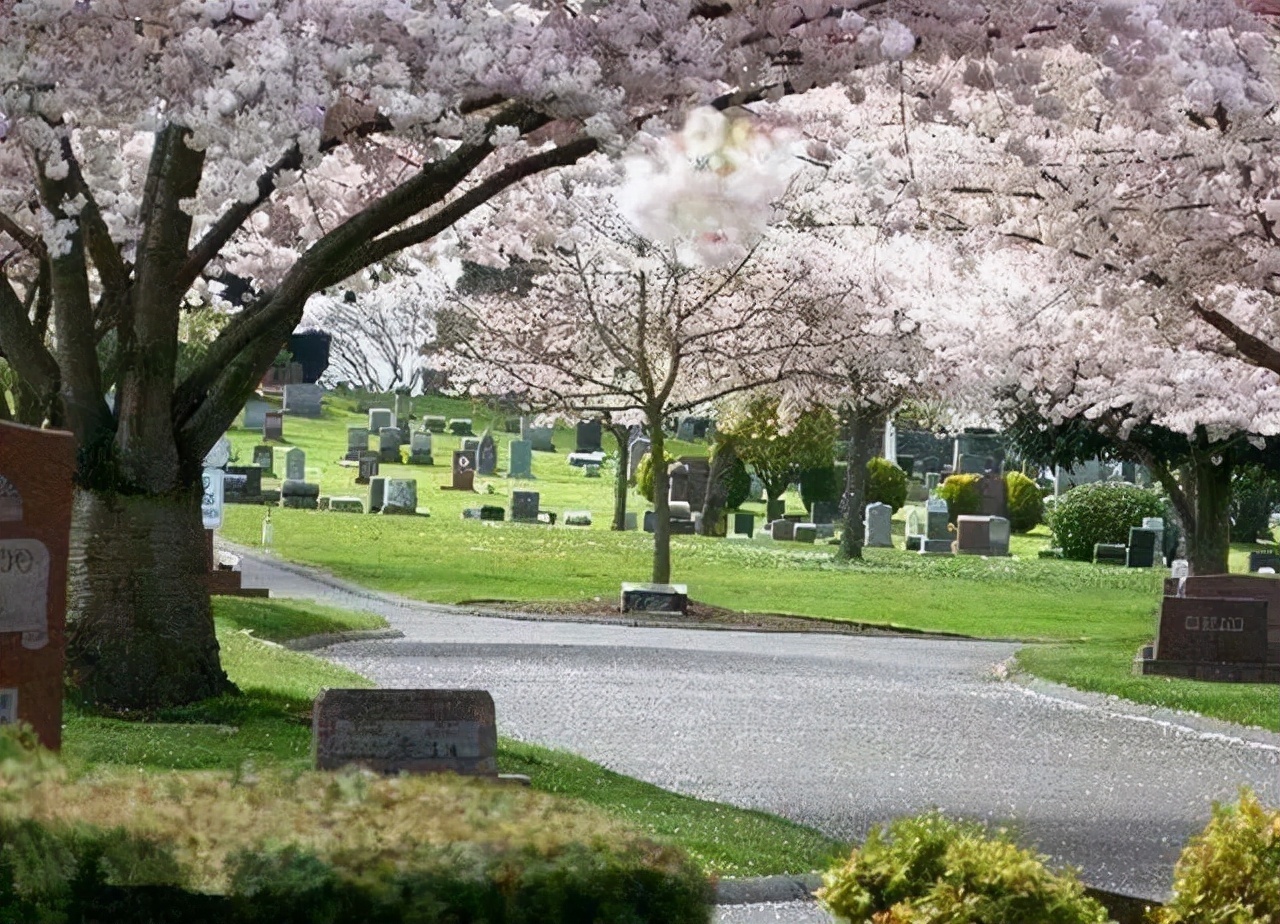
[1156,789,1280,924]
[1048,482,1165,562]
[866,457,909,512]
[1004,471,1044,533]
[633,450,675,502]
[818,813,1108,924]
[800,464,841,512]
[937,474,982,519]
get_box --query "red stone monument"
[0,421,76,750]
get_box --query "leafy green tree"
[719,397,835,516]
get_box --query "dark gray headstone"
[263,411,284,442]
[382,479,418,515]
[621,582,688,614]
[628,436,651,481]
[511,490,540,522]
[379,427,402,463]
[409,430,434,465]
[1248,551,1280,573]
[282,383,324,418]
[925,498,949,541]
[357,453,379,484]
[1127,527,1158,568]
[477,431,498,476]
[369,408,395,432]
[575,420,602,453]
[451,450,476,491]
[1094,543,1128,565]
[811,501,837,525]
[313,689,498,776]
[369,476,386,513]
[284,448,306,481]
[424,415,446,433]
[252,445,274,473]
[732,512,755,537]
[346,426,370,461]
[242,398,268,430]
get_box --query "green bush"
[817,813,1108,924]
[867,458,908,512]
[1004,471,1044,533]
[633,450,675,502]
[1230,466,1280,543]
[724,456,751,511]
[800,464,841,512]
[1156,789,1280,924]
[1048,482,1165,562]
[937,474,982,519]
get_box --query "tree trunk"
[65,485,233,709]
[838,408,882,561]
[699,440,737,537]
[650,420,672,583]
[609,423,630,531]
[1189,453,1232,575]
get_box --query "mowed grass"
[61,596,845,877]
[216,393,1279,732]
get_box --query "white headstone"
[864,502,893,548]
[201,468,224,529]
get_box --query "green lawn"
[215,393,1279,732]
[61,596,845,878]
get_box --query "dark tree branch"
[1190,299,1280,376]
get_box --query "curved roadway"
[237,550,1280,904]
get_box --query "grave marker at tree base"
[1138,575,1280,683]
[621,582,689,614]
[0,421,76,751]
[313,689,499,776]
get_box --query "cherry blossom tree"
[432,157,832,583]
[0,0,1271,706]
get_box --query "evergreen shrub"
[817,812,1108,924]
[1155,789,1280,924]
[1004,471,1044,533]
[866,458,909,512]
[634,450,675,502]
[1048,482,1165,562]
[800,465,841,512]
[937,474,982,519]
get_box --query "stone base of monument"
[1093,543,1128,565]
[918,538,953,555]
[330,497,365,513]
[621,582,689,614]
[408,453,435,465]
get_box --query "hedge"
[1048,482,1165,562]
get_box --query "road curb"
[282,628,405,651]
[715,874,822,905]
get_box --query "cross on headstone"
[449,450,476,491]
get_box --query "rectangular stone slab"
[1163,574,1280,667]
[1156,596,1268,666]
[621,582,689,613]
[313,689,498,776]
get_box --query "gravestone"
[527,426,556,452]
[1155,597,1269,667]
[621,583,688,614]
[668,462,690,503]
[955,515,992,554]
[897,455,915,476]
[394,394,411,433]
[1248,551,1280,573]
[925,472,940,492]
[583,464,600,478]
[477,431,498,476]
[575,420,603,453]
[623,512,638,531]
[811,501,838,526]
[0,421,76,750]
[282,383,324,418]
[864,502,893,548]
[679,457,711,509]
[281,479,320,510]
[628,436,651,481]
[313,689,498,776]
[954,430,1004,473]
[732,512,756,537]
[224,465,263,503]
[369,477,386,513]
[1127,527,1158,568]
[748,474,766,502]
[424,415,447,433]
[252,445,274,473]
[977,472,1007,518]
[643,510,656,533]
[766,498,785,522]
[989,516,1011,556]
[263,410,284,442]
[448,418,474,436]
[379,428,402,464]
[479,505,504,521]
[564,510,592,527]
[284,448,306,481]
[503,417,522,434]
[1094,543,1128,565]
[369,408,395,432]
[1143,517,1165,566]
[242,398,268,430]
[356,453,379,484]
[409,430,435,465]
[511,491,540,522]
[507,439,533,479]
[956,454,986,475]
[794,524,817,544]
[668,501,692,521]
[921,498,952,554]
[346,427,370,461]
[382,479,418,515]
[449,450,476,491]
[771,519,795,541]
[330,497,364,514]
[1148,575,1280,681]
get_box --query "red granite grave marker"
[0,421,76,750]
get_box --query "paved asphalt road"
[237,549,1279,912]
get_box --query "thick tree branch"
[1190,299,1280,376]
[0,273,60,413]
[0,212,45,259]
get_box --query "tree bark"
[650,419,672,583]
[609,423,630,531]
[838,407,883,561]
[699,440,737,537]
[1188,453,1232,575]
[65,486,232,710]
